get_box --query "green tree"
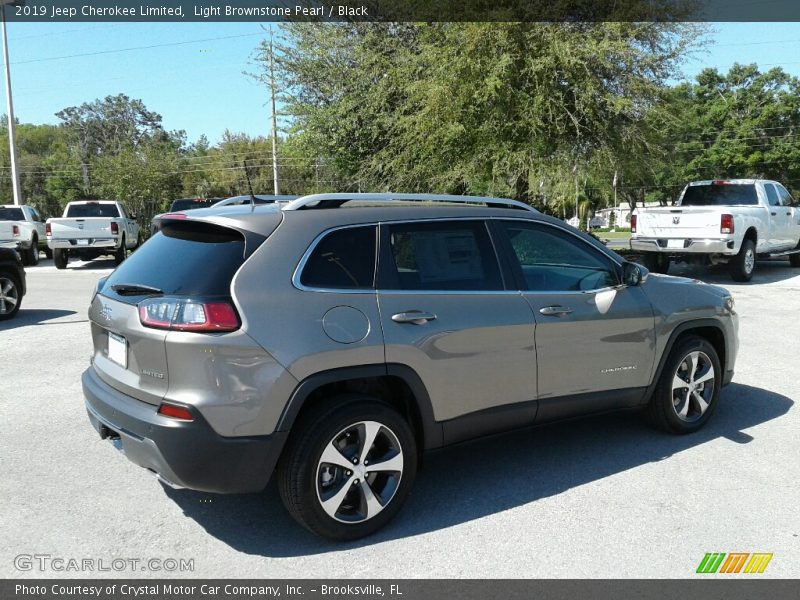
[268,21,704,212]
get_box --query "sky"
[4,21,800,146]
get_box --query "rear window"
[169,199,216,211]
[101,222,251,304]
[66,203,120,218]
[0,207,24,221]
[681,184,758,206]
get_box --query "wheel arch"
[276,364,443,452]
[644,319,729,403]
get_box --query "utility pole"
[268,26,279,196]
[1,1,21,206]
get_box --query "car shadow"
[0,308,79,330]
[162,382,792,557]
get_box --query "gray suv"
[83,194,739,540]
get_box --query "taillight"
[157,402,194,421]
[630,214,637,233]
[45,223,51,236]
[138,298,240,332]
[12,225,19,237]
[720,214,734,234]
[110,222,119,234]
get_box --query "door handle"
[770,211,777,216]
[539,306,574,317]
[787,212,792,216]
[392,311,437,325]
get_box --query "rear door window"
[299,226,377,290]
[765,185,780,206]
[383,221,503,291]
[681,184,758,206]
[776,185,795,207]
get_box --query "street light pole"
[1,2,21,206]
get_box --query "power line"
[11,32,265,66]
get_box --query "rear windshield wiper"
[110,283,164,296]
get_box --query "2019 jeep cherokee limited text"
[82,194,739,540]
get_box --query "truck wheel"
[26,237,39,266]
[277,395,417,541]
[0,271,22,320]
[44,246,52,260]
[114,236,127,265]
[53,248,68,270]
[790,242,800,267]
[646,335,721,434]
[640,252,670,274]
[729,239,755,282]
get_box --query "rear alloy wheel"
[647,336,721,434]
[729,239,755,282]
[278,396,417,541]
[640,252,670,274]
[53,248,68,270]
[0,273,22,320]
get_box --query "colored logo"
[696,552,773,574]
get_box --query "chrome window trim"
[292,214,627,295]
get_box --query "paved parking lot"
[1,257,798,578]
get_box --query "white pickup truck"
[630,179,800,281]
[0,204,48,266]
[46,201,141,269]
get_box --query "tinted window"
[102,222,253,304]
[300,226,376,289]
[681,184,758,206]
[776,185,795,207]
[66,203,120,218]
[169,198,216,211]
[385,221,502,291]
[500,221,618,292]
[765,185,780,206]
[0,207,23,221]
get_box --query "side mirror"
[622,261,645,286]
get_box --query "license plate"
[76,239,89,246]
[107,332,127,368]
[667,239,684,249]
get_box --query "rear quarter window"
[299,226,377,289]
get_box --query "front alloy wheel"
[647,336,721,434]
[670,350,715,423]
[278,396,417,541]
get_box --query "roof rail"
[281,193,537,212]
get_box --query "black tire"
[53,248,68,270]
[277,395,418,541]
[114,236,127,265]
[646,335,722,434]
[27,237,39,266]
[729,238,756,282]
[44,246,52,260]
[0,271,22,320]
[640,252,670,274]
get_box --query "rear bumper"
[48,238,119,250]
[631,237,737,255]
[82,367,287,494]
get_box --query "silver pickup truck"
[46,201,141,269]
[630,179,800,281]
